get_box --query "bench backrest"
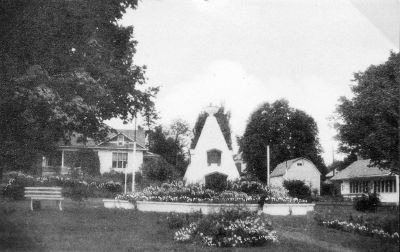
[24,187,63,199]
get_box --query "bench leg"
[30,199,33,211]
[58,200,63,211]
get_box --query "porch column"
[61,150,65,174]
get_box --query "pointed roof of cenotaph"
[184,105,240,184]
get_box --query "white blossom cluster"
[174,215,278,247]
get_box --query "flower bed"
[116,181,260,204]
[2,172,123,200]
[173,208,278,247]
[264,196,308,204]
[111,181,314,214]
[314,214,399,244]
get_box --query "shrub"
[142,157,179,183]
[283,180,311,200]
[354,193,380,212]
[205,173,227,191]
[101,171,132,184]
[75,149,100,176]
[2,174,35,200]
[320,183,340,196]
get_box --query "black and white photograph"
[0,0,399,251]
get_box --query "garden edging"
[102,199,315,215]
[136,201,259,214]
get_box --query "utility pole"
[266,145,270,186]
[132,116,137,192]
[124,148,128,194]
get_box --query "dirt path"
[278,230,355,252]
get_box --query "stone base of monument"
[102,200,314,215]
[102,199,135,210]
[136,201,259,214]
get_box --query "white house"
[42,128,147,176]
[270,157,321,194]
[331,159,399,205]
[184,106,240,185]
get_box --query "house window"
[373,179,396,193]
[112,152,128,168]
[117,135,124,146]
[349,180,369,194]
[207,149,221,166]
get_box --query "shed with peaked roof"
[270,157,321,194]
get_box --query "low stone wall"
[103,199,135,210]
[136,201,259,214]
[263,203,315,216]
[103,200,315,215]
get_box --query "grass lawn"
[0,198,398,252]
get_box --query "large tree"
[335,52,399,174]
[148,124,189,177]
[0,1,157,174]
[240,100,326,182]
[191,105,233,150]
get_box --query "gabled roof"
[331,159,391,180]
[107,128,146,144]
[270,157,319,178]
[59,128,147,150]
[270,158,304,177]
[325,170,338,178]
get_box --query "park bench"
[24,187,64,211]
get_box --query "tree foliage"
[240,100,326,182]
[283,180,311,200]
[75,149,100,176]
[327,153,357,172]
[191,105,232,150]
[0,1,157,172]
[148,125,189,177]
[142,156,179,183]
[335,52,399,173]
[169,119,191,152]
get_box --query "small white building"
[331,159,399,205]
[42,128,147,176]
[184,106,240,185]
[270,158,321,194]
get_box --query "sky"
[107,0,399,165]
